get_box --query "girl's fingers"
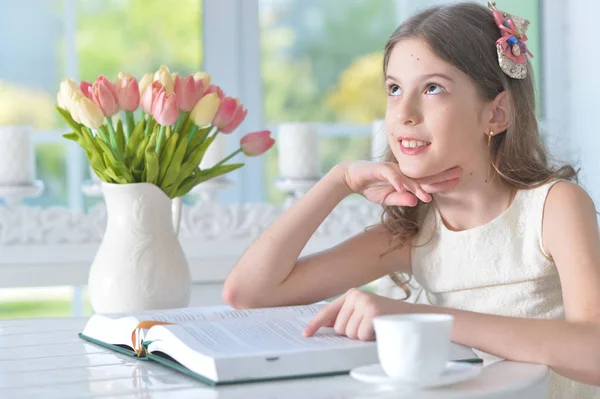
[345,312,364,340]
[418,166,462,193]
[421,177,460,194]
[384,191,418,207]
[380,166,405,193]
[333,299,355,336]
[357,317,376,341]
[303,296,344,337]
[381,165,431,202]
[416,166,463,188]
[402,178,432,203]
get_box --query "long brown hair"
[381,2,577,298]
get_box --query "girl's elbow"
[222,279,261,309]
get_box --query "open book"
[80,304,480,385]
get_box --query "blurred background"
[0,0,596,318]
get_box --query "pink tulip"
[174,75,199,112]
[212,97,239,129]
[240,130,275,156]
[193,78,206,102]
[116,75,140,112]
[80,81,93,99]
[152,90,179,126]
[140,81,163,114]
[90,77,119,117]
[204,84,225,101]
[220,106,248,134]
[95,75,117,101]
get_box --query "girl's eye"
[387,84,402,97]
[425,83,444,95]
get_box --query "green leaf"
[161,133,189,191]
[184,126,211,160]
[158,132,180,186]
[132,167,144,182]
[172,170,199,198]
[112,162,135,183]
[168,135,216,196]
[104,167,129,184]
[62,132,78,141]
[55,105,83,134]
[125,119,145,167]
[132,136,150,170]
[175,163,244,197]
[115,119,126,156]
[96,137,119,167]
[198,163,244,179]
[180,117,194,138]
[144,135,159,185]
[180,112,190,129]
[177,135,214,181]
[97,125,111,145]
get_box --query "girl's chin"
[397,165,435,180]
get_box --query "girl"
[223,2,600,398]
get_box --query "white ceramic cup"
[373,313,454,383]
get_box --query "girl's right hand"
[340,161,462,207]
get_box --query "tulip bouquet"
[55,65,275,199]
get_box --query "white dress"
[377,181,600,399]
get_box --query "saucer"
[350,361,482,389]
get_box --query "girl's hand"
[303,288,413,341]
[340,161,462,207]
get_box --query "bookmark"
[131,321,173,356]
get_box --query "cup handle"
[171,197,182,235]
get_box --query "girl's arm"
[452,180,600,384]
[223,162,460,309]
[305,181,600,385]
[433,305,600,385]
[222,163,410,309]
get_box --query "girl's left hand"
[302,288,412,341]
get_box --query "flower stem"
[199,125,215,146]
[106,116,119,155]
[156,125,166,155]
[187,125,199,142]
[144,115,153,138]
[125,111,135,141]
[173,112,184,132]
[212,148,242,169]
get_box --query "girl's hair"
[380,2,577,298]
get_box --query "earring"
[488,128,494,145]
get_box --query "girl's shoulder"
[518,179,586,208]
[529,179,596,258]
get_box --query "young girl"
[223,2,600,398]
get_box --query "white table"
[0,317,550,399]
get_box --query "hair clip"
[488,2,534,79]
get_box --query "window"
[0,0,203,210]
[0,0,203,319]
[259,0,403,203]
[258,0,543,204]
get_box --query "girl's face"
[385,38,492,179]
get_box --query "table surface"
[0,317,550,399]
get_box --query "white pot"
[88,182,190,313]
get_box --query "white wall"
[567,0,600,205]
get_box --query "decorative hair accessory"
[488,2,534,79]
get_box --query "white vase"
[88,182,190,313]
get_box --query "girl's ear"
[488,91,510,133]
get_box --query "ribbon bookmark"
[131,321,173,356]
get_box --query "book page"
[133,303,326,324]
[156,316,374,358]
[82,303,327,350]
